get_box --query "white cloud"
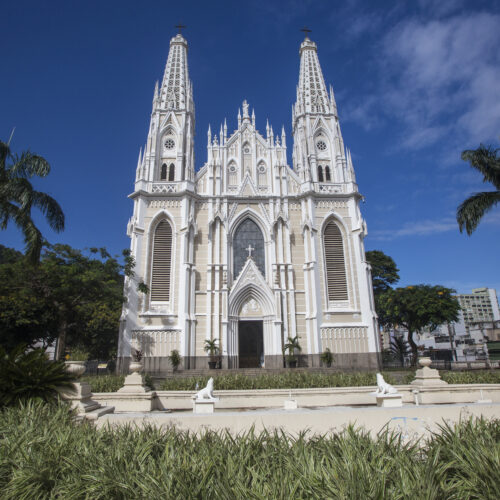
[347,11,500,151]
[371,210,500,241]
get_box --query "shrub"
[441,370,500,385]
[0,401,499,498]
[82,373,155,392]
[0,345,74,407]
[157,371,396,391]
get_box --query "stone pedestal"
[117,372,149,393]
[284,399,298,410]
[193,399,215,414]
[376,394,403,408]
[59,382,114,418]
[411,357,448,387]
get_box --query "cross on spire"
[300,27,312,37]
[246,244,255,259]
[175,24,186,34]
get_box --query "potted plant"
[64,348,89,377]
[320,347,334,368]
[169,349,182,372]
[284,336,301,368]
[204,339,219,369]
[129,349,143,374]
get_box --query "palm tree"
[0,140,64,263]
[456,144,500,235]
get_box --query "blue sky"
[1,0,499,293]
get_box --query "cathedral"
[117,32,380,373]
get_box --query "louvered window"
[324,221,348,301]
[161,164,167,180]
[151,220,173,301]
[168,163,175,181]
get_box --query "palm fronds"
[457,143,500,235]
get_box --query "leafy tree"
[366,250,400,295]
[0,244,128,359]
[0,141,64,263]
[0,345,74,407]
[377,285,460,365]
[0,244,23,264]
[456,144,500,235]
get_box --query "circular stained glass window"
[258,165,266,173]
[164,138,175,150]
[229,164,237,173]
[316,140,327,151]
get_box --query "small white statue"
[375,373,398,395]
[193,377,217,401]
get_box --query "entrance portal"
[238,320,264,368]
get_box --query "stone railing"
[318,183,343,194]
[152,182,178,194]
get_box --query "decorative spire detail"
[159,34,193,112]
[297,37,329,115]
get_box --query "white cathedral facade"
[117,33,380,372]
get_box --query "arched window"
[151,220,173,301]
[318,165,324,182]
[324,220,348,301]
[233,218,265,278]
[168,163,175,181]
[325,166,331,182]
[161,163,167,180]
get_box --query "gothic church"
[117,33,380,372]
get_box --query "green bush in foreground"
[0,345,74,407]
[82,374,154,392]
[441,370,500,385]
[1,401,499,499]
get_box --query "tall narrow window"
[161,163,167,180]
[318,166,324,182]
[325,166,331,182]
[151,220,173,301]
[168,163,175,181]
[324,221,348,301]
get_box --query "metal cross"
[175,24,186,34]
[246,244,255,258]
[300,27,312,36]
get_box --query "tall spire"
[297,37,329,114]
[159,34,193,112]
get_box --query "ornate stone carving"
[152,182,177,194]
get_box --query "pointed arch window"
[233,218,265,278]
[161,163,167,180]
[325,166,331,182]
[151,220,173,301]
[318,165,324,182]
[168,163,175,181]
[324,220,348,301]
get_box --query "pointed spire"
[296,36,329,115]
[219,124,223,145]
[207,124,211,146]
[251,108,255,127]
[136,147,142,171]
[159,33,192,111]
[266,119,270,138]
[237,108,242,127]
[223,118,227,138]
[281,126,286,148]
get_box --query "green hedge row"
[83,369,500,393]
[1,401,499,499]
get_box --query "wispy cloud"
[346,10,500,152]
[370,211,500,241]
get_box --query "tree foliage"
[366,250,400,295]
[0,141,65,263]
[377,285,460,365]
[457,144,500,235]
[0,244,127,359]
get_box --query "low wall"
[92,384,500,412]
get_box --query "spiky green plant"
[1,402,499,498]
[0,345,74,407]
